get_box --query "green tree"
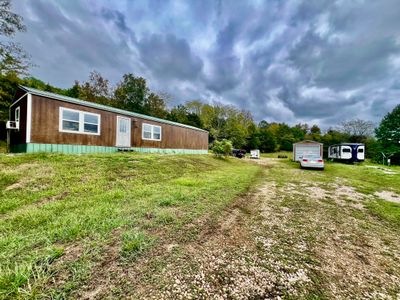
[223,107,254,148]
[144,93,168,119]
[291,126,306,142]
[77,71,113,106]
[168,104,189,124]
[258,129,277,152]
[310,124,321,134]
[114,73,149,113]
[267,123,294,150]
[0,71,19,138]
[258,120,269,129]
[246,123,260,150]
[186,112,203,128]
[294,123,309,135]
[375,105,400,164]
[364,137,382,161]
[185,100,203,116]
[280,134,295,151]
[65,81,80,98]
[22,76,65,94]
[0,0,30,75]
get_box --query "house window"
[142,123,162,141]
[59,107,100,135]
[15,106,20,122]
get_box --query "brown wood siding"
[10,96,27,145]
[30,95,208,150]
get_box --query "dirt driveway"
[83,158,400,299]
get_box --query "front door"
[116,116,131,147]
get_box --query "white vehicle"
[300,154,324,170]
[328,143,365,163]
[250,149,260,159]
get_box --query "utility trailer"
[328,143,365,163]
[250,149,260,159]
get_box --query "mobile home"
[293,140,323,162]
[6,86,208,154]
[328,143,365,163]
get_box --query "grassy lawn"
[1,152,400,299]
[0,141,6,154]
[0,153,261,298]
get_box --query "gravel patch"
[374,191,400,203]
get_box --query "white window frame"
[15,106,20,122]
[59,107,101,135]
[142,123,162,141]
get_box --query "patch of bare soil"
[249,157,281,167]
[365,166,398,175]
[47,243,85,288]
[375,191,400,204]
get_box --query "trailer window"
[142,123,162,141]
[15,107,20,122]
[83,113,100,133]
[60,107,100,135]
[342,148,351,153]
[358,148,364,153]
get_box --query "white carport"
[293,140,323,162]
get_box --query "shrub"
[212,139,233,157]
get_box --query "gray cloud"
[137,33,203,80]
[12,0,400,129]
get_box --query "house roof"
[293,140,323,145]
[19,85,208,133]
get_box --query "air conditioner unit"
[6,121,19,130]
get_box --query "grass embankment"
[0,153,261,298]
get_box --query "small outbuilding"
[6,86,209,154]
[293,140,323,162]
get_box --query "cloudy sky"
[12,0,400,128]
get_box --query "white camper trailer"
[328,143,365,163]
